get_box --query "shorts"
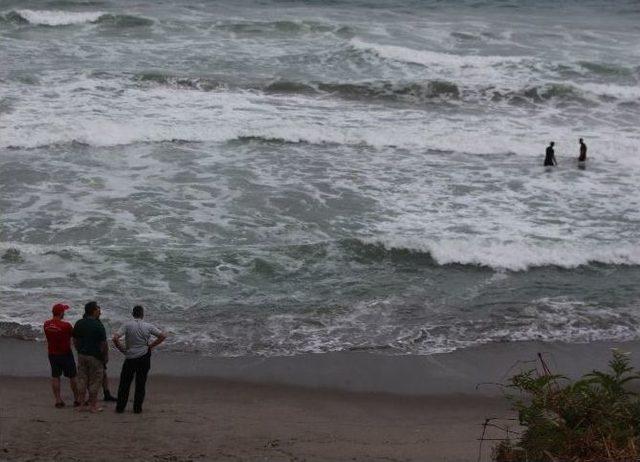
[48,353,77,378]
[77,354,104,396]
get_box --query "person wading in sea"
[544,141,557,166]
[113,305,166,414]
[578,138,587,162]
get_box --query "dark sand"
[2,338,639,461]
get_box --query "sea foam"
[14,9,104,26]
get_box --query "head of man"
[579,138,584,144]
[550,141,555,147]
[132,305,144,319]
[52,303,69,320]
[84,301,100,319]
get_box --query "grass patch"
[494,350,640,462]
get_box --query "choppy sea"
[1,0,639,356]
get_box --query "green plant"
[494,350,640,462]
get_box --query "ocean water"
[1,0,639,356]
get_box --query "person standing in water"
[578,138,587,162]
[544,141,557,166]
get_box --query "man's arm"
[112,332,126,354]
[148,330,167,350]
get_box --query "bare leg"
[89,392,102,413]
[70,377,80,404]
[76,357,89,411]
[77,389,88,411]
[51,377,62,405]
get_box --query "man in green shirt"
[73,301,107,413]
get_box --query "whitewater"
[1,0,639,356]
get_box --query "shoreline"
[3,337,639,394]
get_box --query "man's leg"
[87,357,104,413]
[76,356,89,411]
[48,355,64,406]
[116,359,136,413]
[69,377,81,405]
[102,368,116,401]
[51,377,62,405]
[63,353,80,406]
[133,353,151,413]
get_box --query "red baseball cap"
[52,303,70,316]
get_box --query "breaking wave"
[133,72,226,91]
[4,238,640,274]
[0,321,41,341]
[349,38,525,67]
[132,71,637,107]
[351,238,640,271]
[1,9,152,27]
[215,19,355,37]
[267,79,462,101]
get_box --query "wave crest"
[134,72,225,91]
[215,20,354,38]
[349,38,524,68]
[0,321,40,341]
[93,13,153,27]
[3,9,152,27]
[360,238,640,271]
[134,70,631,107]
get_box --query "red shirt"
[44,318,73,355]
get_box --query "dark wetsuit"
[544,146,556,166]
[578,143,587,162]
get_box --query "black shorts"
[48,353,77,378]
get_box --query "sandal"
[55,402,65,408]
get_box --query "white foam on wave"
[15,9,104,26]
[578,82,640,101]
[349,38,525,68]
[2,71,639,166]
[400,298,640,355]
[365,237,640,271]
[348,38,640,105]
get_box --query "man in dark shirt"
[578,138,587,162]
[73,301,107,413]
[544,141,557,166]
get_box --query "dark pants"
[116,350,151,412]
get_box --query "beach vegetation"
[494,350,640,462]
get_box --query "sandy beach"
[0,376,509,462]
[3,338,640,461]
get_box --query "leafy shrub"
[495,350,640,462]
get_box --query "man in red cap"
[44,303,80,408]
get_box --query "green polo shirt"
[73,317,106,360]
